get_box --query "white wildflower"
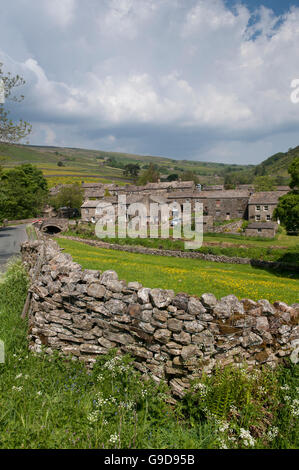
[87,410,99,423]
[192,382,209,397]
[219,440,228,449]
[109,433,118,444]
[219,422,229,433]
[239,428,255,447]
[290,399,299,417]
[267,427,279,440]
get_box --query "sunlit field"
[56,238,299,305]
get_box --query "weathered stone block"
[188,297,206,316]
[87,282,106,299]
[184,320,205,334]
[100,270,118,285]
[137,288,151,304]
[150,288,174,309]
[153,328,172,344]
[258,299,276,316]
[167,318,183,333]
[201,293,217,309]
[80,344,108,354]
[173,331,191,345]
[181,344,199,361]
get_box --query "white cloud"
[0,0,299,163]
[43,0,76,28]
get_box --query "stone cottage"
[245,222,278,238]
[248,191,288,223]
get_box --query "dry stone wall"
[21,239,299,398]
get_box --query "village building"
[81,194,213,232]
[245,222,278,238]
[248,191,288,222]
[167,190,250,220]
[202,184,224,191]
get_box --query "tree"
[123,163,140,178]
[253,175,276,192]
[51,183,84,211]
[166,173,179,182]
[0,62,32,144]
[137,163,160,185]
[289,156,299,190]
[274,192,299,234]
[274,158,299,233]
[180,170,199,185]
[0,164,48,222]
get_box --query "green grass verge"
[56,238,299,304]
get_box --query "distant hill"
[253,146,298,180]
[0,142,296,188]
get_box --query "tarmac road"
[0,224,28,272]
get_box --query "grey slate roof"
[247,222,277,229]
[249,191,288,204]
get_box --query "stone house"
[167,190,250,220]
[248,191,288,223]
[245,222,277,238]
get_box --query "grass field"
[63,225,299,264]
[56,238,299,305]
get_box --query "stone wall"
[213,219,244,234]
[21,239,299,398]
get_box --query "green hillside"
[0,142,296,188]
[253,146,299,180]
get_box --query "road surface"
[0,225,28,272]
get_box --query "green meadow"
[56,238,299,305]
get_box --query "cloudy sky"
[1,0,299,164]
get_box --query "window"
[256,205,260,211]
[216,200,221,207]
[216,210,220,216]
[266,215,271,221]
[255,215,261,221]
[258,228,262,233]
[264,205,268,211]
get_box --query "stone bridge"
[40,218,69,234]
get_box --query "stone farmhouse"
[248,191,288,223]
[167,190,250,220]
